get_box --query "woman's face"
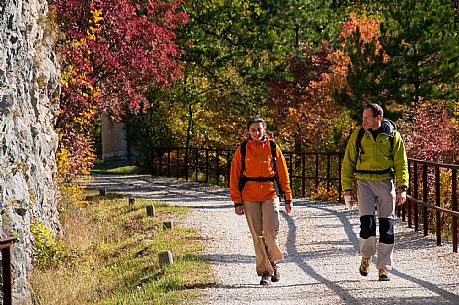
[249,122,265,141]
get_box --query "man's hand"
[285,200,292,214]
[235,205,244,215]
[396,190,407,206]
[344,190,353,208]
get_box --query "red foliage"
[53,0,187,180]
[268,42,337,149]
[55,0,188,116]
[404,102,459,163]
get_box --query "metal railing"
[151,146,458,252]
[151,147,342,200]
[0,236,17,305]
[398,158,458,253]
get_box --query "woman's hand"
[235,205,245,215]
[285,200,292,214]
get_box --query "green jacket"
[341,119,409,191]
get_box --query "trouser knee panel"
[360,215,376,239]
[379,218,395,244]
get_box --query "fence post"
[195,148,199,182]
[154,147,155,176]
[216,150,220,186]
[338,152,342,203]
[158,147,162,176]
[167,148,171,177]
[422,164,429,237]
[435,167,441,246]
[206,149,209,184]
[302,153,306,197]
[452,168,457,253]
[226,150,231,188]
[176,148,180,179]
[414,162,419,232]
[315,153,319,190]
[0,237,17,305]
[407,160,412,226]
[326,154,331,191]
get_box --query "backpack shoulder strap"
[241,139,278,174]
[269,140,277,174]
[355,127,365,162]
[389,132,395,157]
[240,140,248,174]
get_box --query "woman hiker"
[230,117,293,285]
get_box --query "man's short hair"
[365,103,384,118]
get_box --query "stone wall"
[0,0,61,303]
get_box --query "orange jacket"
[230,138,292,204]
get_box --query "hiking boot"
[378,269,390,281]
[260,271,271,285]
[359,257,371,276]
[271,263,280,282]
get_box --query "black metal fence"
[151,147,342,200]
[399,158,458,253]
[151,146,458,253]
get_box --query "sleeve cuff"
[234,203,243,208]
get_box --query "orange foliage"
[268,13,382,151]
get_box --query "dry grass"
[30,190,213,305]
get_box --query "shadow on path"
[283,201,459,305]
[281,205,361,305]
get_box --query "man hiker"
[342,103,409,281]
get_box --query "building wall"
[101,114,129,161]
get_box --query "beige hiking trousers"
[243,198,283,276]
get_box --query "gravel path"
[87,174,459,305]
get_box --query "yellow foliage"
[310,186,339,202]
[30,220,74,269]
[56,146,91,206]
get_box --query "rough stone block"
[158,251,173,266]
[146,205,155,217]
[163,221,173,229]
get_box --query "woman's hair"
[246,117,267,130]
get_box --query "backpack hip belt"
[354,167,394,175]
[237,176,276,192]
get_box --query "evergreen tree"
[336,0,459,119]
[379,0,459,106]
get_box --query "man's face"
[362,108,380,130]
[249,122,265,141]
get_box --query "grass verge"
[30,189,213,305]
[91,161,145,175]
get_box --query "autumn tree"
[403,102,459,163]
[267,13,381,151]
[53,0,187,180]
[142,0,347,152]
